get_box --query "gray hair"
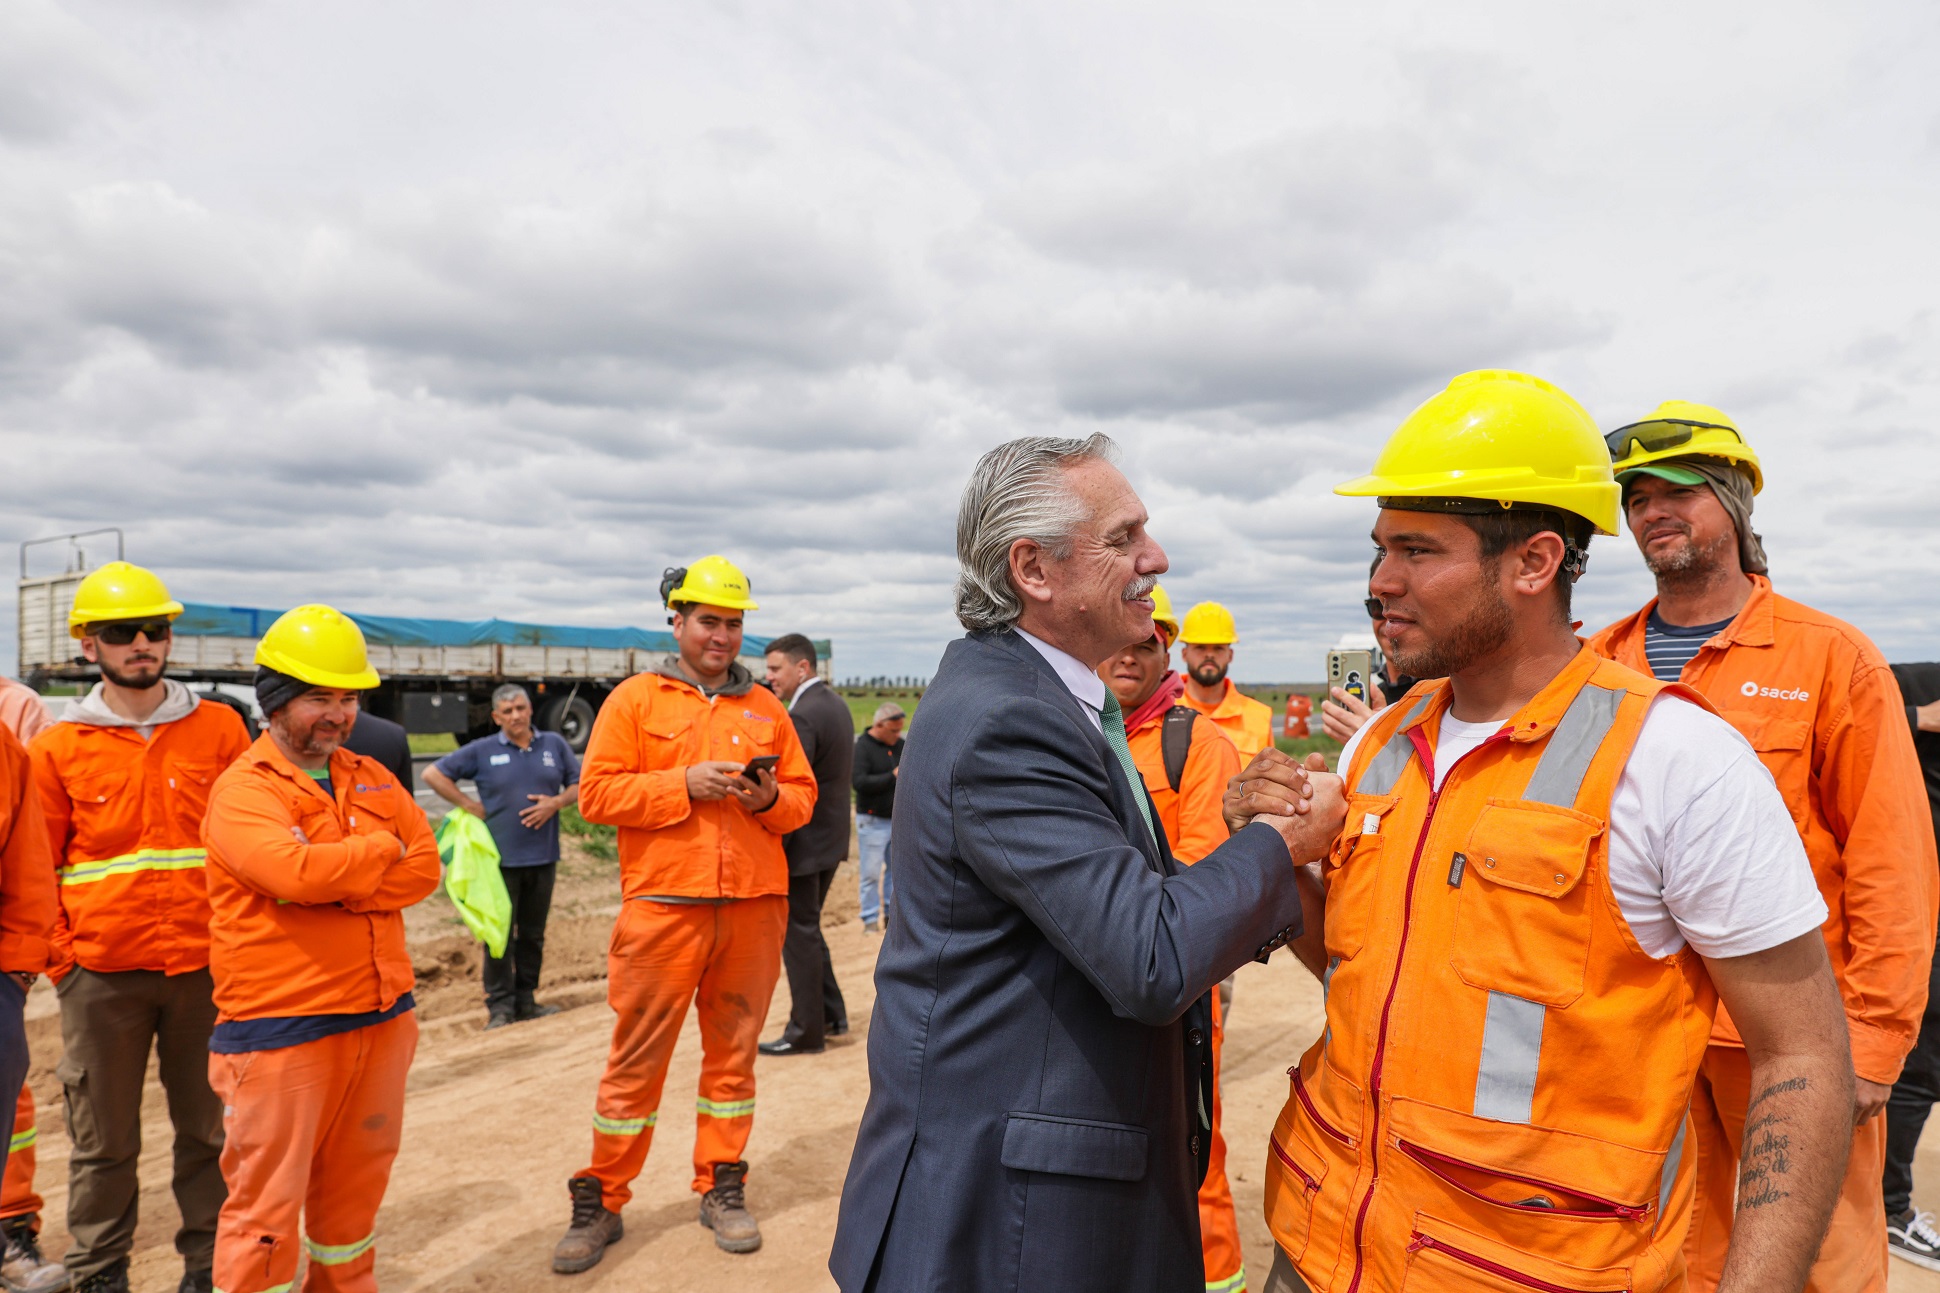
[954,433,1118,631]
[871,701,906,725]
[491,683,529,709]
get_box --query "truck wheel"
[539,693,598,753]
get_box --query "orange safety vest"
[1269,647,1718,1293]
[31,700,250,978]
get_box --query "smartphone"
[1328,649,1375,705]
[739,754,781,780]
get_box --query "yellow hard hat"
[254,604,380,690]
[1149,584,1179,643]
[1335,370,1621,536]
[1179,601,1238,646]
[68,561,184,638]
[1606,400,1763,495]
[660,555,758,612]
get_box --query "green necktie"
[1101,695,1158,848]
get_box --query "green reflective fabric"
[60,847,205,886]
[435,809,511,958]
[696,1096,755,1119]
[303,1232,375,1265]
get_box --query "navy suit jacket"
[829,629,1304,1292]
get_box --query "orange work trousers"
[581,895,787,1211]
[208,1011,418,1293]
[1,1085,41,1221]
[1200,991,1245,1292]
[1686,1043,1886,1293]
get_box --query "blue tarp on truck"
[173,602,797,655]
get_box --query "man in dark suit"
[830,434,1346,1292]
[760,634,855,1057]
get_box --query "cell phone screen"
[740,755,781,779]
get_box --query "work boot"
[698,1161,762,1254]
[551,1176,623,1274]
[71,1262,128,1293]
[515,998,560,1021]
[1,1216,68,1292]
[176,1269,212,1293]
[485,1005,515,1030]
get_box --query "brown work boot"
[698,1161,762,1253]
[1,1216,69,1292]
[551,1176,623,1274]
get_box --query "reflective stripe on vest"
[8,1125,33,1153]
[593,1111,656,1136]
[1467,683,1624,1124]
[60,847,206,886]
[1357,695,1430,795]
[1658,1112,1689,1226]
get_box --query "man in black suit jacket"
[830,435,1346,1292]
[761,634,855,1056]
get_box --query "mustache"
[1122,574,1158,601]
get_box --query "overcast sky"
[3,1,1937,681]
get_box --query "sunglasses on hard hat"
[1603,418,1744,461]
[1364,598,1385,620]
[91,620,173,646]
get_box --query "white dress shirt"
[1015,627,1105,733]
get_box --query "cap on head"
[253,604,379,690]
[1607,400,1763,495]
[660,556,758,612]
[1335,370,1620,536]
[68,562,184,639]
[1179,601,1238,646]
[1149,583,1179,645]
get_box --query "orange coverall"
[0,725,56,1232]
[1591,575,1938,1293]
[1128,703,1246,1292]
[0,684,48,1226]
[1179,680,1274,765]
[575,667,815,1210]
[201,736,441,1293]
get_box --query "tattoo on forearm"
[1745,1077,1808,1112]
[1736,1082,1803,1212]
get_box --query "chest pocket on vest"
[1325,792,1396,961]
[65,769,130,845]
[1451,800,1603,1009]
[165,760,219,836]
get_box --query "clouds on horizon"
[3,0,1938,680]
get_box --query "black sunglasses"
[92,620,173,646]
[1364,598,1384,620]
[1603,418,1743,460]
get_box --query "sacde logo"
[1740,680,1811,702]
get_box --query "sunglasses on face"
[1604,418,1744,460]
[92,620,173,646]
[1364,598,1385,620]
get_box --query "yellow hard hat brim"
[253,645,380,690]
[1334,471,1621,537]
[69,601,184,639]
[672,596,759,612]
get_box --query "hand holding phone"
[739,754,781,780]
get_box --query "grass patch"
[836,687,924,733]
[560,805,617,862]
[408,732,458,755]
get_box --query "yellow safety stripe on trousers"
[304,1232,376,1265]
[214,1284,292,1293]
[8,1125,34,1153]
[593,1111,657,1136]
[696,1096,755,1119]
[60,847,205,886]
[1206,1268,1247,1293]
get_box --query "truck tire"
[539,693,598,753]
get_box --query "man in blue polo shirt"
[424,684,581,1028]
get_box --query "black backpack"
[1161,705,1198,793]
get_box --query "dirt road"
[16,843,1940,1291]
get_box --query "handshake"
[1222,748,1348,866]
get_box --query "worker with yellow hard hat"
[1589,404,1935,1293]
[1092,584,1248,1291]
[1176,600,1274,762]
[199,604,440,1293]
[1230,370,1853,1293]
[555,556,816,1273]
[28,561,248,1293]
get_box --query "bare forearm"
[1715,1059,1855,1293]
[422,769,472,809]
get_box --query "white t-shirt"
[1337,693,1827,959]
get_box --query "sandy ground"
[15,840,1940,1292]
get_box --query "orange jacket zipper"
[1290,1066,1353,1147]
[1396,1140,1646,1221]
[1270,1135,1320,1192]
[1407,1231,1590,1293]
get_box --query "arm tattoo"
[1736,1087,1801,1212]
